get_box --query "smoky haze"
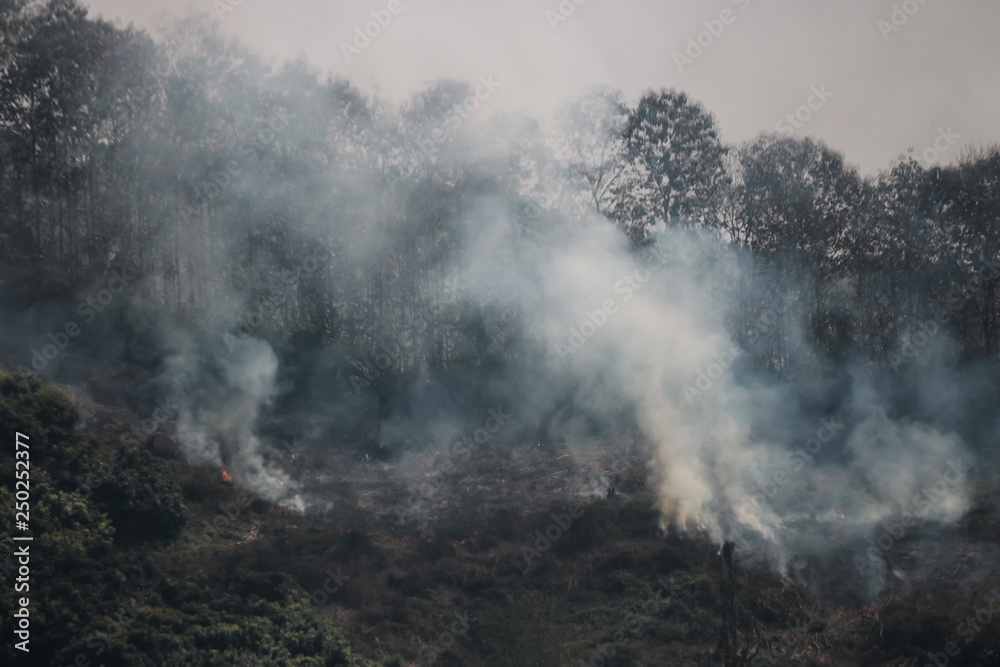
[1,1,999,608]
[80,0,1000,175]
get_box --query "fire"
[221,468,231,482]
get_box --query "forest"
[1,1,997,371]
[1,0,1000,665]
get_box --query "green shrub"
[91,447,187,545]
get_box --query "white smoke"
[165,330,304,511]
[451,198,973,599]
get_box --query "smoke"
[157,322,304,511]
[2,12,995,606]
[437,197,978,601]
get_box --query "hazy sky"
[82,0,999,175]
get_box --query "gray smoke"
[2,13,993,606]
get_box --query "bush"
[91,447,187,545]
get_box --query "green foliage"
[52,573,366,667]
[0,372,369,666]
[90,447,187,545]
[0,372,83,470]
[0,379,128,663]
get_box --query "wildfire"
[221,468,231,482]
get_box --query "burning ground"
[4,364,994,666]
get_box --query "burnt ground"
[70,386,1000,667]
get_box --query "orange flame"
[221,468,231,482]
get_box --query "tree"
[552,86,629,218]
[940,146,1000,355]
[733,134,863,271]
[619,89,727,243]
[727,135,865,367]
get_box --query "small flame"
[221,468,231,482]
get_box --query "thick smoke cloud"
[440,199,976,600]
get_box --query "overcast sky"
[81,0,999,175]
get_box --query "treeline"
[1,0,998,380]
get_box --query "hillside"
[3,370,999,666]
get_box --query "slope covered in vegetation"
[0,371,369,666]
